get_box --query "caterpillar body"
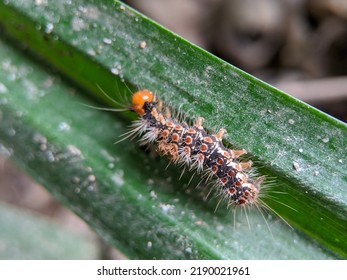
[127,89,265,207]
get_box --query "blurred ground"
[1,0,346,259]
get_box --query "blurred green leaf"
[0,203,98,259]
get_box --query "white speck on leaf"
[0,83,8,93]
[159,203,175,214]
[103,38,112,45]
[45,23,54,34]
[293,161,300,171]
[112,170,124,186]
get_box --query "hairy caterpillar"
[122,89,266,207]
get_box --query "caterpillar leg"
[254,175,266,187]
[157,100,163,111]
[214,128,226,141]
[240,160,253,169]
[230,149,247,158]
[164,107,171,118]
[194,117,204,129]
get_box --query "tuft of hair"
[251,177,295,234]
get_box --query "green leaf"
[0,0,346,259]
[0,203,98,259]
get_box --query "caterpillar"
[123,89,266,207]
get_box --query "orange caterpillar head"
[131,89,154,116]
